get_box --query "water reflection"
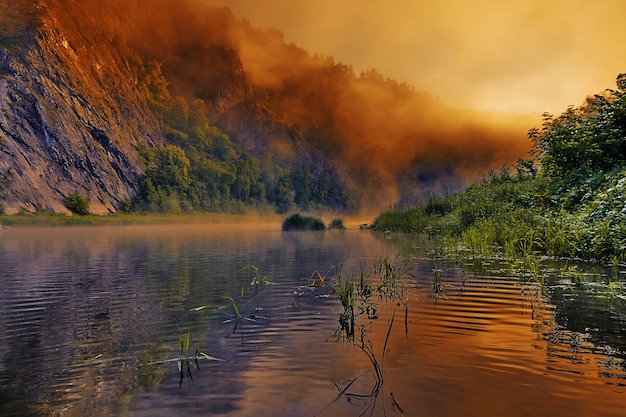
[0,225,625,416]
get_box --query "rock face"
[0,0,342,214]
[0,0,535,214]
[0,0,163,214]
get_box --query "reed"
[321,255,411,416]
[330,275,356,340]
[242,264,273,295]
[328,218,346,229]
[146,325,223,388]
[223,293,260,334]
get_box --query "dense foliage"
[373,74,626,262]
[129,60,348,214]
[64,192,90,215]
[281,213,326,231]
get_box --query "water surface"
[0,224,625,416]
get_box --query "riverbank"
[0,212,284,227]
[0,211,370,229]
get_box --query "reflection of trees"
[383,233,626,387]
[0,230,153,416]
[0,225,390,416]
[474,250,626,382]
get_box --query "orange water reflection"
[315,272,626,417]
[1,226,625,416]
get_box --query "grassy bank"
[373,74,626,263]
[373,169,626,262]
[0,212,283,227]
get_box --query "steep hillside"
[0,0,163,214]
[99,0,535,209]
[0,0,536,215]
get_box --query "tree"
[530,74,626,181]
[231,156,265,203]
[138,60,170,117]
[146,145,192,194]
[64,192,90,215]
[274,175,294,214]
[291,166,313,207]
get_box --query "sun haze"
[207,0,626,115]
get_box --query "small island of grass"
[282,213,326,231]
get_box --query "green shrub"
[64,192,90,215]
[282,213,326,231]
[328,218,346,229]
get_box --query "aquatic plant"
[146,325,223,388]
[222,265,271,333]
[223,293,261,334]
[320,255,412,415]
[330,275,356,340]
[318,311,399,417]
[242,264,273,296]
[432,260,444,298]
[281,213,326,231]
[328,218,346,229]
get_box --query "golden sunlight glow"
[208,0,626,114]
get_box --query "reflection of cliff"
[0,229,156,415]
[0,225,390,416]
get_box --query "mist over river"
[0,223,625,416]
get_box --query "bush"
[328,218,346,229]
[64,192,90,215]
[282,213,326,231]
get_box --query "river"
[0,223,625,416]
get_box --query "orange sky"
[208,0,626,114]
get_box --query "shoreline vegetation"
[4,75,626,264]
[0,211,356,229]
[281,213,347,231]
[0,212,284,227]
[373,74,626,263]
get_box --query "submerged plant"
[146,325,223,388]
[223,265,271,333]
[432,261,444,298]
[330,275,356,340]
[318,312,399,417]
[320,255,411,416]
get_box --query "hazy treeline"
[374,74,626,261]
[75,0,536,214]
[126,60,348,213]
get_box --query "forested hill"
[0,0,535,215]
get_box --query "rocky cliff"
[0,0,536,215]
[0,0,163,214]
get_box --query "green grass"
[328,218,346,230]
[146,325,223,388]
[281,213,326,231]
[0,212,281,227]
